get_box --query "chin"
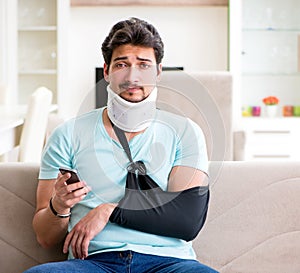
[121,93,145,103]
[123,96,144,103]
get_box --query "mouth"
[119,83,143,94]
[127,86,143,94]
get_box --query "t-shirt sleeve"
[39,122,74,180]
[173,118,208,174]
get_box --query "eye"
[115,63,127,69]
[139,63,151,70]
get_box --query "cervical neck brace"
[107,85,157,132]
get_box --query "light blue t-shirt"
[40,108,208,260]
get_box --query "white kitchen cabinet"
[242,118,300,161]
[230,0,300,116]
[240,0,300,108]
[230,0,300,160]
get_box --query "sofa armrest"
[0,163,67,273]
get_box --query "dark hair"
[101,17,164,68]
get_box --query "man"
[24,18,218,273]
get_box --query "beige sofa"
[1,161,300,273]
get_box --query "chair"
[45,113,65,143]
[18,87,53,162]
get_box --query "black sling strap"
[112,123,146,175]
[112,124,133,163]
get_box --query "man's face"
[104,44,162,103]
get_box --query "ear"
[156,63,162,82]
[103,63,110,82]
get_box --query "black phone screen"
[59,168,80,185]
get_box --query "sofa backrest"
[1,162,299,273]
[157,71,233,161]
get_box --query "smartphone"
[59,167,80,185]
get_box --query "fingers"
[75,234,83,259]
[57,173,91,195]
[63,226,89,259]
[63,205,111,259]
[53,174,91,212]
[64,231,80,259]
[71,232,82,259]
[55,173,70,195]
[63,231,81,259]
[63,232,72,254]
[81,236,90,259]
[67,182,91,195]
[55,173,91,198]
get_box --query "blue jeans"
[23,250,219,273]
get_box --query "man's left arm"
[109,165,210,241]
[167,165,208,192]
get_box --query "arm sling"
[109,123,210,241]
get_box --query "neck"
[106,85,157,132]
[103,109,145,141]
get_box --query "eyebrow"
[113,56,153,63]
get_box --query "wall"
[67,5,228,118]
[0,0,5,85]
[0,0,17,103]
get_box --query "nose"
[124,66,140,84]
